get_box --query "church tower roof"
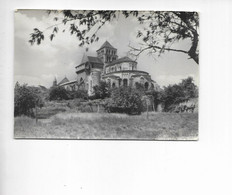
[52,76,57,87]
[81,53,88,64]
[97,41,116,51]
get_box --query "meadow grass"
[14,112,198,140]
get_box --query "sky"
[14,10,199,88]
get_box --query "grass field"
[14,112,198,140]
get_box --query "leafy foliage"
[92,81,110,99]
[135,82,146,91]
[48,86,70,101]
[145,89,163,111]
[69,89,88,100]
[131,11,199,64]
[161,77,198,112]
[104,86,144,115]
[29,10,199,64]
[29,28,44,45]
[14,82,44,117]
[180,76,198,99]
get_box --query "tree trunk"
[188,31,199,64]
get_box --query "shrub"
[14,82,43,117]
[161,77,198,112]
[135,82,145,91]
[145,89,163,111]
[48,86,69,101]
[104,86,144,115]
[92,81,110,99]
[69,89,88,100]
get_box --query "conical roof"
[81,53,88,64]
[97,41,116,51]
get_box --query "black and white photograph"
[1,0,232,194]
[14,10,199,140]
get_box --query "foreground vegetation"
[14,112,198,140]
[14,77,198,140]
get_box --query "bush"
[135,82,145,91]
[104,87,143,115]
[92,81,110,99]
[49,86,69,101]
[161,77,198,112]
[145,90,163,111]
[14,82,43,117]
[69,89,88,100]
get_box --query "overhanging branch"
[152,45,189,54]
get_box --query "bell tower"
[96,41,118,64]
[53,77,57,87]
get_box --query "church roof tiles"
[97,41,116,51]
[79,55,103,66]
[87,56,104,64]
[105,56,136,67]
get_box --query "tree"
[104,86,144,115]
[69,89,88,100]
[14,82,43,117]
[161,77,198,111]
[180,76,198,99]
[48,86,69,101]
[92,81,110,99]
[130,12,199,64]
[29,10,199,64]
[145,89,163,111]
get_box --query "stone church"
[54,41,160,95]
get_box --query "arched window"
[66,86,71,91]
[151,83,154,89]
[118,79,122,86]
[112,83,116,88]
[135,82,139,89]
[123,79,128,86]
[71,85,75,91]
[80,78,84,89]
[132,64,135,70]
[144,82,149,90]
[140,77,144,84]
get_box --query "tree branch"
[152,45,189,54]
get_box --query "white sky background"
[14,10,199,88]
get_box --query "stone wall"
[88,70,102,95]
[76,71,88,90]
[91,70,101,87]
